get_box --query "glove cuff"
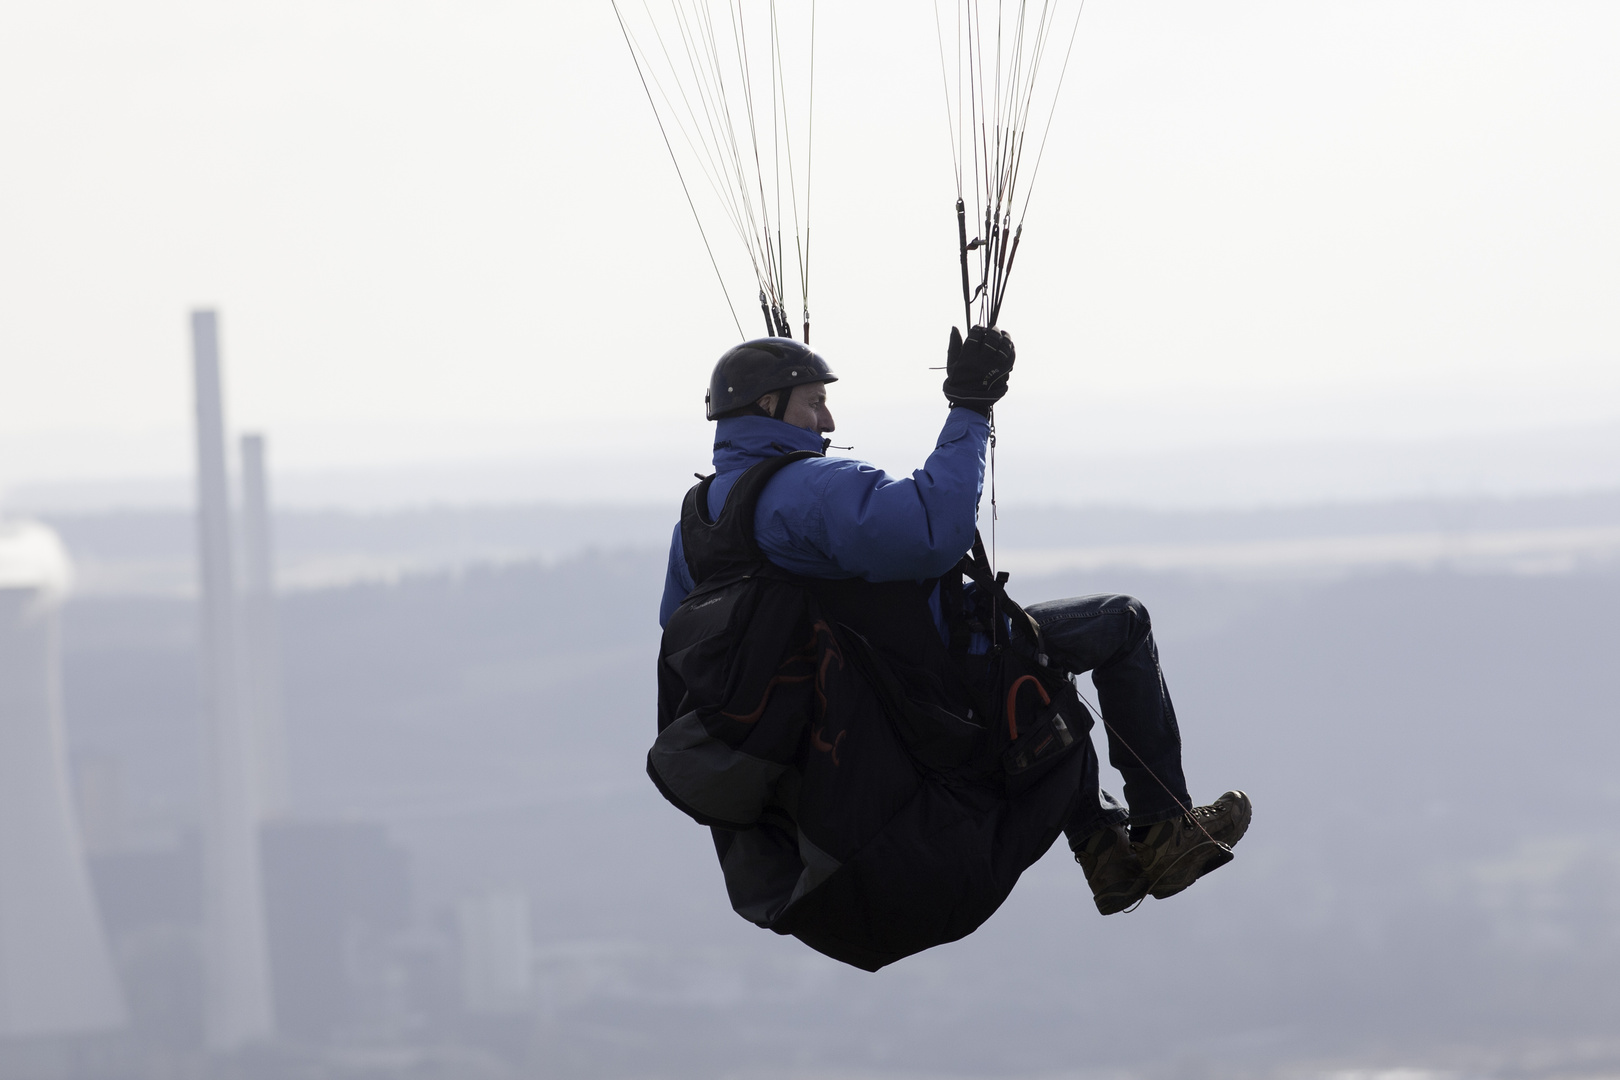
[945,397,993,416]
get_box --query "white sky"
[1,2,1616,507]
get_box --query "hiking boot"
[1073,824,1149,915]
[1134,790,1253,900]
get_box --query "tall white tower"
[0,521,126,1037]
[238,434,288,819]
[191,309,275,1047]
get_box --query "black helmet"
[705,337,838,420]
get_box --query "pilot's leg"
[1027,593,1252,904]
[1023,594,1190,828]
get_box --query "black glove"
[942,325,1015,414]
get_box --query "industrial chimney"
[191,309,275,1047]
[239,434,288,819]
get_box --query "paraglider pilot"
[653,328,1251,971]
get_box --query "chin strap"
[770,387,793,420]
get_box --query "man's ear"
[756,391,778,415]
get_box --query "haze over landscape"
[1,2,1617,1079]
[19,501,1620,1078]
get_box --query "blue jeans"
[1024,594,1193,842]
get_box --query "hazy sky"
[1,2,1616,505]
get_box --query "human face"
[775,382,835,434]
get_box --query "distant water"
[29,488,1620,596]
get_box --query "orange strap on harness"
[1003,675,1051,741]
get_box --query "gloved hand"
[942,325,1015,414]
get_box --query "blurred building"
[86,834,206,1046]
[457,890,534,1015]
[260,819,411,1041]
[0,520,126,1037]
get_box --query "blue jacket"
[659,408,991,628]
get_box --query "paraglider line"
[1070,688,1227,854]
[1016,0,1087,227]
[613,0,746,338]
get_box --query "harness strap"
[952,530,1042,651]
[681,449,822,585]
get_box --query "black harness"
[652,450,1104,971]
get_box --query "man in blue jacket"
[660,330,1251,915]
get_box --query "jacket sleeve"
[755,407,989,582]
[659,522,696,627]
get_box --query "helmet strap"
[771,386,793,420]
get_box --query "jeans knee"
[1117,595,1150,630]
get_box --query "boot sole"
[1149,844,1234,900]
[1093,878,1150,915]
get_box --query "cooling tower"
[0,521,126,1037]
[191,309,275,1047]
